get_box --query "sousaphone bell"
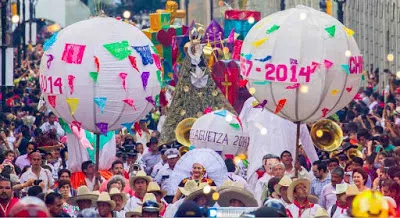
[175,117,197,148]
[311,119,343,152]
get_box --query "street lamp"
[122,10,131,19]
[334,0,346,23]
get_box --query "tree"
[159,44,236,144]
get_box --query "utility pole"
[335,0,346,23]
[1,0,8,112]
[16,0,21,68]
[22,0,25,59]
[280,0,285,11]
[28,0,32,44]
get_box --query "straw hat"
[178,180,206,197]
[332,183,348,195]
[109,188,128,205]
[183,182,217,207]
[345,184,360,196]
[141,193,159,212]
[287,178,310,203]
[147,182,167,198]
[274,176,292,195]
[314,207,330,218]
[96,192,116,210]
[66,186,98,206]
[217,181,258,207]
[307,195,319,204]
[129,171,151,189]
[217,180,244,192]
[125,206,142,217]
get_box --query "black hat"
[127,150,138,157]
[146,137,159,146]
[142,200,159,212]
[170,140,183,149]
[174,201,202,217]
[263,154,280,160]
[158,143,171,152]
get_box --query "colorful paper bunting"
[151,46,158,54]
[252,80,271,85]
[89,72,99,83]
[255,55,272,62]
[68,75,76,95]
[343,27,355,37]
[71,120,82,131]
[274,99,287,114]
[156,70,163,86]
[325,25,336,37]
[121,122,134,135]
[228,28,235,43]
[251,37,268,47]
[346,87,353,92]
[324,59,333,69]
[46,54,54,69]
[66,98,79,115]
[145,96,156,107]
[244,54,252,60]
[94,97,107,113]
[230,123,241,130]
[47,95,57,108]
[290,58,298,65]
[123,98,137,110]
[43,32,58,51]
[238,79,248,88]
[214,110,227,117]
[96,122,108,135]
[341,64,350,74]
[103,41,131,60]
[58,118,72,134]
[152,54,162,70]
[253,99,268,110]
[132,45,154,66]
[266,24,280,34]
[204,106,213,114]
[128,56,140,72]
[141,72,150,91]
[322,108,329,117]
[62,44,86,64]
[94,56,100,72]
[119,72,128,91]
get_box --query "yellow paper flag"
[66,98,79,115]
[331,89,339,96]
[343,27,355,37]
[251,37,268,47]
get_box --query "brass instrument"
[179,146,190,156]
[311,119,343,152]
[347,148,363,159]
[329,150,342,159]
[175,118,197,147]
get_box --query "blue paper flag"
[214,110,227,117]
[43,32,59,51]
[255,55,272,62]
[94,97,107,113]
[341,64,350,75]
[132,45,154,66]
[244,54,253,61]
[121,122,134,135]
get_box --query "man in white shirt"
[281,151,310,180]
[248,154,280,193]
[368,93,379,113]
[155,148,180,203]
[125,171,151,212]
[20,151,54,192]
[274,176,292,207]
[286,179,322,218]
[320,167,345,210]
[81,160,104,191]
[135,120,153,148]
[40,112,65,138]
[327,183,349,218]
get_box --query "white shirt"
[286,202,322,218]
[20,168,54,192]
[125,196,142,212]
[155,165,175,196]
[135,130,153,148]
[157,115,166,133]
[114,209,126,218]
[151,161,167,178]
[85,176,104,191]
[328,204,348,218]
[254,173,272,206]
[284,166,311,181]
[369,101,378,113]
[40,121,65,138]
[226,172,249,191]
[48,158,62,180]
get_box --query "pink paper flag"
[47,95,56,108]
[119,72,128,91]
[123,98,137,110]
[152,54,162,70]
[228,28,235,43]
[204,106,212,114]
[322,108,329,118]
[324,60,333,69]
[68,75,76,94]
[286,83,300,90]
[128,56,139,72]
[61,43,86,64]
[47,54,54,69]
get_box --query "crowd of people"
[0,36,400,217]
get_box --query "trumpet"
[129,164,142,177]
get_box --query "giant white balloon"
[241,5,363,123]
[39,17,161,133]
[189,110,249,156]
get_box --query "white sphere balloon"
[189,110,249,156]
[39,17,161,134]
[241,5,363,123]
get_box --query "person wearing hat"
[174,201,202,217]
[150,144,170,178]
[142,137,161,175]
[125,171,152,212]
[252,154,280,204]
[339,184,360,217]
[184,182,217,208]
[248,154,280,193]
[274,176,292,207]
[286,179,322,218]
[109,188,128,218]
[125,206,142,218]
[96,192,116,218]
[124,150,144,176]
[67,186,98,212]
[147,182,168,216]
[320,167,345,210]
[155,148,180,204]
[141,194,160,218]
[327,183,349,218]
[217,181,258,207]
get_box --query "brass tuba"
[175,118,197,147]
[347,148,363,159]
[179,146,190,156]
[311,119,343,152]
